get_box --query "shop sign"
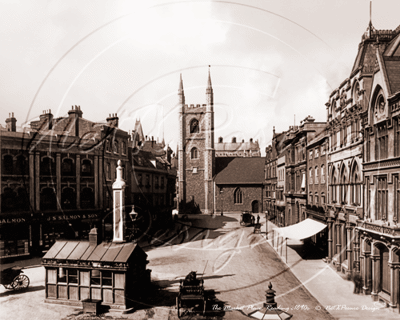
[46,213,98,222]
[0,217,27,225]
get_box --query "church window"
[190,119,199,133]
[234,188,243,204]
[191,147,199,159]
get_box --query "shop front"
[0,212,33,259]
[40,211,101,252]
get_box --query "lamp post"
[249,282,293,319]
[220,188,224,216]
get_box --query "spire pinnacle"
[179,73,184,91]
[207,65,212,89]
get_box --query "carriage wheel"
[12,274,30,290]
[3,283,15,290]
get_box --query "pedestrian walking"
[257,214,260,224]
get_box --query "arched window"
[62,158,74,176]
[190,119,199,133]
[352,81,360,103]
[340,166,347,204]
[321,164,325,183]
[309,167,312,184]
[61,187,76,210]
[15,155,28,175]
[40,188,57,211]
[1,187,16,212]
[191,147,199,159]
[81,188,94,209]
[234,188,243,204]
[113,140,119,153]
[351,162,361,206]
[81,159,92,176]
[106,162,111,180]
[315,193,319,205]
[41,157,55,176]
[3,155,13,175]
[315,166,319,184]
[331,167,337,203]
[16,187,30,211]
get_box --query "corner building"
[356,23,400,312]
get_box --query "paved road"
[0,213,333,320]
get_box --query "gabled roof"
[215,157,265,184]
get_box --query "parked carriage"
[0,266,30,290]
[176,271,207,318]
[240,211,255,227]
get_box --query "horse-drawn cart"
[0,266,30,290]
[176,271,207,318]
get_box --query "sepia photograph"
[0,0,400,319]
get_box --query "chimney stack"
[89,228,101,246]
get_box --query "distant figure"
[353,272,363,294]
[257,215,260,224]
[251,215,255,225]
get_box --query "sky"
[1,0,399,154]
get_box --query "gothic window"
[3,155,13,175]
[330,167,337,203]
[315,166,319,184]
[81,159,92,176]
[62,158,74,176]
[315,193,319,205]
[352,81,360,102]
[309,167,312,184]
[375,176,388,220]
[321,193,325,205]
[351,162,361,206]
[309,193,313,204]
[234,188,243,204]
[321,165,325,183]
[191,147,199,159]
[190,119,199,133]
[340,166,347,204]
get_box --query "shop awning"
[273,218,327,240]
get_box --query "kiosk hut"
[42,161,151,311]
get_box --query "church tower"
[178,68,215,213]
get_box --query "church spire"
[206,66,213,105]
[178,73,185,106]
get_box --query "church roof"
[214,157,265,184]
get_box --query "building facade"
[0,109,175,259]
[356,23,400,311]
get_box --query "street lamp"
[220,188,224,216]
[248,282,293,320]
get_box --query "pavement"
[266,220,400,320]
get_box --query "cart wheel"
[3,283,15,290]
[12,274,30,290]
